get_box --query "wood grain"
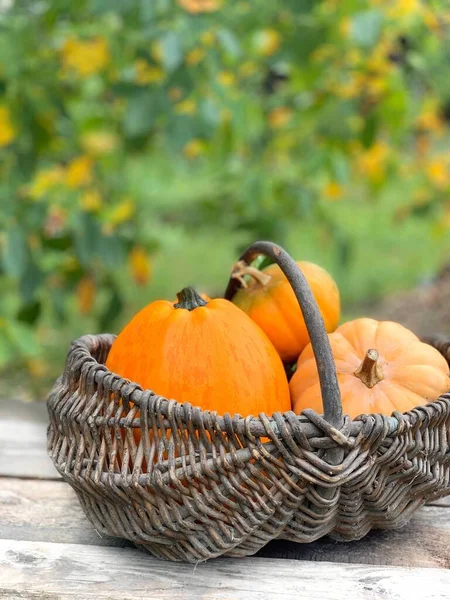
[0,478,129,548]
[1,539,449,600]
[1,478,449,568]
[0,418,59,479]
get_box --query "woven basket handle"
[224,240,343,428]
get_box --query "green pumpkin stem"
[174,287,208,311]
[354,349,384,388]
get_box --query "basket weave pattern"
[47,333,450,562]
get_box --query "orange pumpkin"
[106,287,290,417]
[231,260,340,362]
[290,318,450,419]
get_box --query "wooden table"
[1,398,449,599]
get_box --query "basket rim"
[61,333,450,442]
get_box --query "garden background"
[1,0,450,400]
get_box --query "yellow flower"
[135,59,164,85]
[81,130,119,155]
[217,71,236,87]
[151,41,163,63]
[61,37,110,77]
[200,31,215,46]
[28,166,65,199]
[129,246,152,286]
[80,189,102,212]
[366,41,394,76]
[268,107,293,128]
[175,99,197,115]
[323,181,344,201]
[76,276,96,315]
[339,17,351,38]
[178,0,220,13]
[66,156,93,188]
[0,106,16,147]
[357,141,390,183]
[422,7,439,31]
[186,48,205,66]
[366,76,388,98]
[108,198,135,226]
[253,29,281,57]
[426,159,449,189]
[335,74,365,99]
[416,105,443,134]
[388,0,421,18]
[183,138,205,159]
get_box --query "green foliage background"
[1,0,450,396]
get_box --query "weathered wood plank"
[427,496,450,508]
[1,539,449,600]
[0,479,130,548]
[1,478,449,568]
[0,418,59,479]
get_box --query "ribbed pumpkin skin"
[106,295,290,417]
[232,261,340,362]
[290,318,450,419]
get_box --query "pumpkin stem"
[174,287,208,311]
[354,349,384,388]
[231,260,272,288]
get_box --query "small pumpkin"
[106,286,290,417]
[290,318,450,418]
[231,260,340,362]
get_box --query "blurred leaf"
[42,234,72,252]
[100,285,123,331]
[19,261,43,304]
[351,11,382,49]
[3,227,28,279]
[217,28,241,58]
[90,0,133,15]
[98,234,127,268]
[8,321,40,358]
[124,91,154,138]
[50,287,66,324]
[160,32,183,72]
[74,213,100,267]
[139,0,156,22]
[330,154,350,184]
[361,113,378,148]
[16,300,41,325]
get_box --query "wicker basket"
[47,241,450,562]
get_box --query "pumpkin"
[231,260,340,362]
[106,286,290,417]
[290,318,450,418]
